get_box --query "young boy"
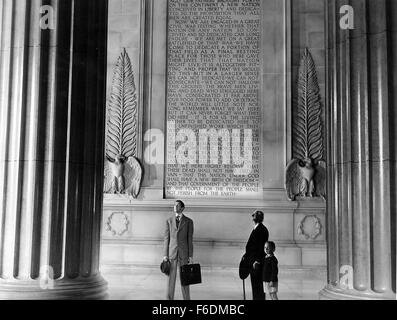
[263,241,279,300]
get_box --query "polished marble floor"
[101,266,326,300]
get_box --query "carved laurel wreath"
[105,212,130,236]
[297,215,322,240]
[106,48,137,159]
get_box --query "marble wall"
[291,0,326,113]
[107,0,142,100]
[101,0,327,271]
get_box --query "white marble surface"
[101,266,326,300]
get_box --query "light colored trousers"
[166,259,190,300]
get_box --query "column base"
[0,274,108,300]
[319,285,396,300]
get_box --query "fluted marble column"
[320,0,396,300]
[0,0,108,299]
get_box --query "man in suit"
[163,200,194,300]
[245,210,269,300]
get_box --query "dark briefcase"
[180,264,202,286]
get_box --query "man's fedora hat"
[160,260,171,275]
[239,254,251,280]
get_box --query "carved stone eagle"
[286,158,326,200]
[104,154,142,198]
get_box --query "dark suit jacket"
[163,214,194,265]
[245,223,269,265]
[263,255,278,282]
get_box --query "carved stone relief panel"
[286,48,326,201]
[104,49,143,198]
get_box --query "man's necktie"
[176,216,180,228]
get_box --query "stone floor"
[101,266,326,300]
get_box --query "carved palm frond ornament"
[104,48,143,198]
[286,48,326,201]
